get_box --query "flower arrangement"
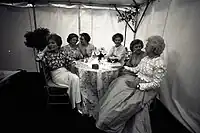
[117,7,140,26]
[24,27,50,51]
[94,47,107,61]
[117,0,157,26]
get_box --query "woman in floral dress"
[62,33,83,60]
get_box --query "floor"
[0,71,191,133]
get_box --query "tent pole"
[46,1,132,7]
[114,5,136,33]
[78,5,81,35]
[124,23,128,46]
[135,0,150,33]
[134,10,138,39]
[32,3,39,72]
[32,3,37,30]
[132,0,138,7]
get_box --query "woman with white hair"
[94,35,166,133]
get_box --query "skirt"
[94,74,157,133]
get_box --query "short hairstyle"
[67,33,78,43]
[112,33,123,42]
[48,33,62,47]
[130,39,144,52]
[147,35,165,56]
[80,33,91,43]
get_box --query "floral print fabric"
[62,45,83,61]
[75,62,119,116]
[42,49,73,71]
[129,56,166,90]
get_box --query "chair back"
[40,62,51,86]
[39,61,70,106]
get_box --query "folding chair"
[40,62,70,108]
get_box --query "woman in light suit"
[94,35,166,133]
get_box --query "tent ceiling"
[1,0,148,6]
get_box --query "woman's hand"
[42,46,50,53]
[108,56,119,63]
[108,56,115,60]
[36,49,47,61]
[71,61,77,66]
[124,66,132,71]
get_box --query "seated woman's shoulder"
[62,45,72,52]
[155,57,165,64]
[122,45,126,51]
[77,43,82,48]
[90,43,95,48]
[88,43,96,50]
[151,56,166,69]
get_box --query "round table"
[75,58,122,116]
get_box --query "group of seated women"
[37,31,166,133]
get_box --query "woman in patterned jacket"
[37,33,82,112]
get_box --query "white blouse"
[107,45,126,61]
[128,56,166,90]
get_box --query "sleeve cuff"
[139,83,146,91]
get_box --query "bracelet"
[136,84,140,89]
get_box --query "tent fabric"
[0,4,134,71]
[136,0,200,133]
[34,5,134,51]
[0,0,147,6]
[0,6,36,71]
[0,0,200,133]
